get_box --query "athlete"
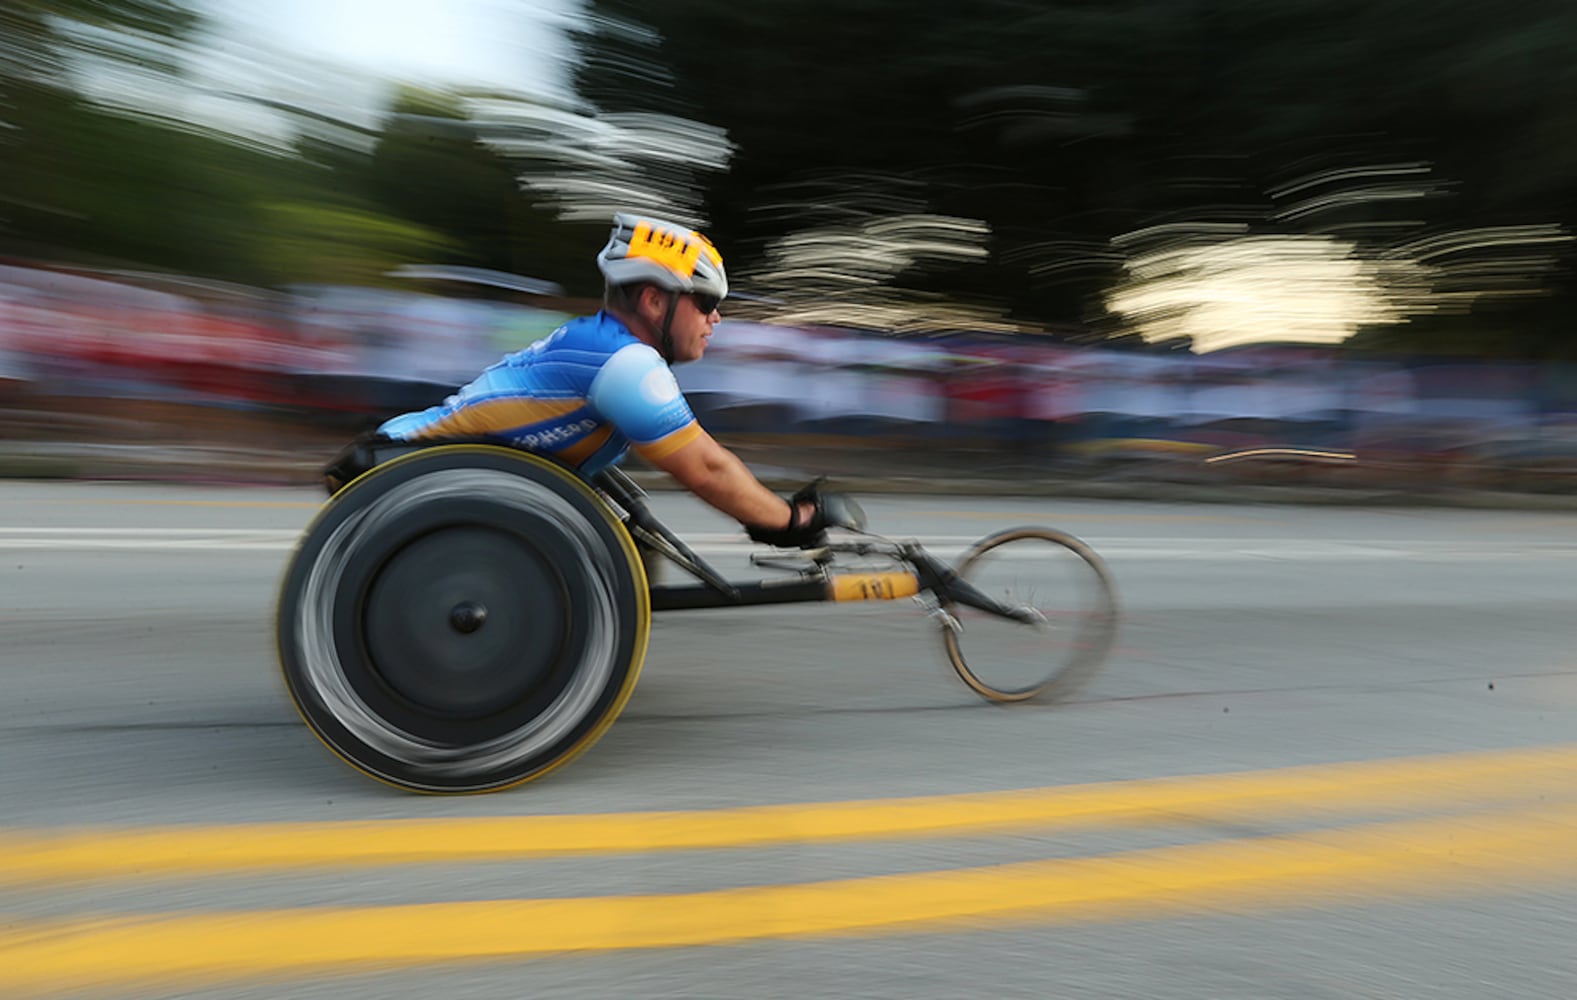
[360,213,826,549]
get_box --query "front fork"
[799,546,1040,628]
[912,590,963,635]
[904,547,1043,625]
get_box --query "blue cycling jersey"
[378,311,700,476]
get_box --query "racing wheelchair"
[276,440,1118,793]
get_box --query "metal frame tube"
[650,578,828,612]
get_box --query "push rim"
[276,445,649,793]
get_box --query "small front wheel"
[941,527,1117,703]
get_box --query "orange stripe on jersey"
[553,425,615,466]
[404,397,584,439]
[632,421,703,463]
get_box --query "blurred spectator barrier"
[3,263,1575,489]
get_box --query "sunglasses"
[688,292,722,314]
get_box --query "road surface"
[2,481,1575,998]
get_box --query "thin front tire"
[941,527,1117,704]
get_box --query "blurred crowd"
[2,263,1576,489]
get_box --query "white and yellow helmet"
[596,213,728,301]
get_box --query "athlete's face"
[636,287,719,364]
[670,291,721,363]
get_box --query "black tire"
[276,444,649,793]
[941,527,1117,704]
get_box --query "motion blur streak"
[5,803,1577,995]
[742,213,1012,333]
[1104,161,1572,353]
[1107,233,1420,353]
[476,102,735,224]
[1204,448,1356,465]
[3,745,1574,884]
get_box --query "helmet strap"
[658,291,680,364]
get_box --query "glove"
[745,480,829,549]
[322,433,389,496]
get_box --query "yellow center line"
[5,803,1577,995]
[4,745,1575,885]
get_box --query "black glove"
[745,480,829,549]
[322,433,389,496]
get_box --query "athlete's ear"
[637,284,667,321]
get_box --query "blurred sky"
[79,1,586,149]
[202,0,580,103]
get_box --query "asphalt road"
[2,481,1576,998]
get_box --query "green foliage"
[1,50,596,292]
[252,202,453,287]
[4,0,1577,356]
[2,95,284,278]
[364,88,548,278]
[1,0,200,83]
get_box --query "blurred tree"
[3,97,283,277]
[302,87,611,297]
[0,0,199,86]
[252,202,452,288]
[364,89,541,277]
[1,0,208,267]
[0,91,476,292]
[572,0,1577,354]
[4,0,1574,356]
[1,16,586,293]
[572,0,1203,324]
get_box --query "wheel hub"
[361,526,566,717]
[449,601,488,634]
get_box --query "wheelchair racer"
[370,213,826,549]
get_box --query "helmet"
[596,213,728,301]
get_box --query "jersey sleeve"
[587,343,701,461]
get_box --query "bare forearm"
[652,431,815,529]
[679,448,793,527]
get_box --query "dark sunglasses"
[688,291,722,314]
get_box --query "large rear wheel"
[276,444,649,793]
[940,527,1117,704]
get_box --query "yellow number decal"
[626,221,723,278]
[830,573,921,602]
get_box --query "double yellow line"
[4,746,1576,995]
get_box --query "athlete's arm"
[647,429,808,529]
[588,343,809,531]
